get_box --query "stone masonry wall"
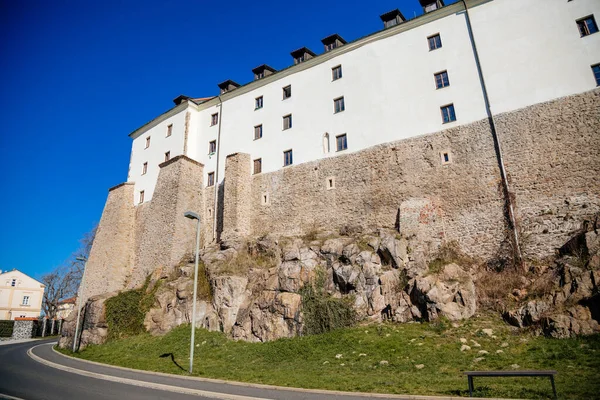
[80,182,135,303]
[226,117,508,259]
[131,155,204,288]
[497,89,600,259]
[222,153,253,241]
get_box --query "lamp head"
[184,211,200,221]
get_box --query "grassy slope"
[59,315,600,399]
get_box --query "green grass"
[57,314,600,399]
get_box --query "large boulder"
[212,276,248,333]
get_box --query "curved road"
[0,340,471,400]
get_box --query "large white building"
[127,0,600,206]
[0,269,45,320]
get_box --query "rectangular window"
[255,96,263,109]
[593,64,600,86]
[211,113,219,126]
[253,158,262,174]
[434,70,450,89]
[283,114,292,130]
[332,65,342,81]
[22,296,29,306]
[283,85,292,99]
[283,149,293,166]
[164,151,171,162]
[577,15,599,37]
[209,140,216,154]
[145,136,151,149]
[166,124,172,137]
[336,134,348,151]
[441,104,457,124]
[142,162,148,175]
[254,124,263,140]
[207,172,215,187]
[428,34,442,50]
[334,97,345,113]
[139,190,145,204]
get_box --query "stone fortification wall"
[224,118,507,259]
[497,89,600,258]
[80,182,135,303]
[131,156,205,287]
[222,153,253,241]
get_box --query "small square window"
[334,97,345,113]
[577,15,599,37]
[428,34,442,50]
[211,113,219,126]
[142,162,148,175]
[166,124,172,137]
[336,134,348,151]
[332,65,342,81]
[164,151,171,162]
[283,149,293,166]
[139,190,145,204]
[145,136,151,149]
[441,104,457,124]
[253,158,262,174]
[434,70,450,89]
[209,140,216,154]
[440,150,452,165]
[254,124,263,140]
[283,85,292,100]
[255,96,263,110]
[593,64,600,86]
[207,172,215,187]
[283,114,292,130]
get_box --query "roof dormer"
[321,34,347,52]
[252,64,276,80]
[217,80,240,94]
[172,95,190,105]
[290,47,316,65]
[379,9,406,29]
[419,0,445,13]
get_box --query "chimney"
[217,80,241,94]
[172,95,190,105]
[321,34,347,52]
[290,47,316,65]
[419,0,445,13]
[379,9,406,29]
[252,64,276,80]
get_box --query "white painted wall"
[0,270,45,320]
[129,0,600,204]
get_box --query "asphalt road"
[0,340,461,400]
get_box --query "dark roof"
[321,33,347,45]
[290,47,317,58]
[217,79,241,90]
[251,64,277,74]
[379,8,406,22]
[172,95,190,105]
[419,0,445,7]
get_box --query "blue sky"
[0,0,456,280]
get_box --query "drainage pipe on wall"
[212,96,224,241]
[461,0,523,266]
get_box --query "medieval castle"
[80,0,600,306]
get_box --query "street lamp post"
[184,211,201,374]
[73,256,88,353]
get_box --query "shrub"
[300,268,356,335]
[0,320,14,337]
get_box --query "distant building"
[56,296,76,320]
[0,269,45,320]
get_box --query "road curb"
[49,344,512,400]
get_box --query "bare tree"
[41,226,96,319]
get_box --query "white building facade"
[127,0,600,206]
[0,270,45,320]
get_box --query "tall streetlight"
[184,211,201,374]
[73,256,88,352]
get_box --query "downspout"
[461,0,523,267]
[212,96,224,242]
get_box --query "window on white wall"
[283,149,293,166]
[434,71,450,89]
[593,64,600,86]
[211,113,219,126]
[139,191,145,204]
[207,172,215,187]
[334,97,345,113]
[332,65,342,81]
[22,296,29,306]
[142,162,148,175]
[282,85,292,100]
[336,134,348,151]
[209,140,216,154]
[577,15,598,37]
[254,125,263,140]
[283,114,292,130]
[145,136,151,149]
[255,96,263,110]
[428,33,442,50]
[441,104,457,123]
[253,158,262,174]
[164,151,171,162]
[166,124,173,137]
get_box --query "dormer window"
[379,9,406,29]
[419,0,445,13]
[252,64,276,80]
[290,47,316,65]
[217,79,240,94]
[321,34,347,52]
